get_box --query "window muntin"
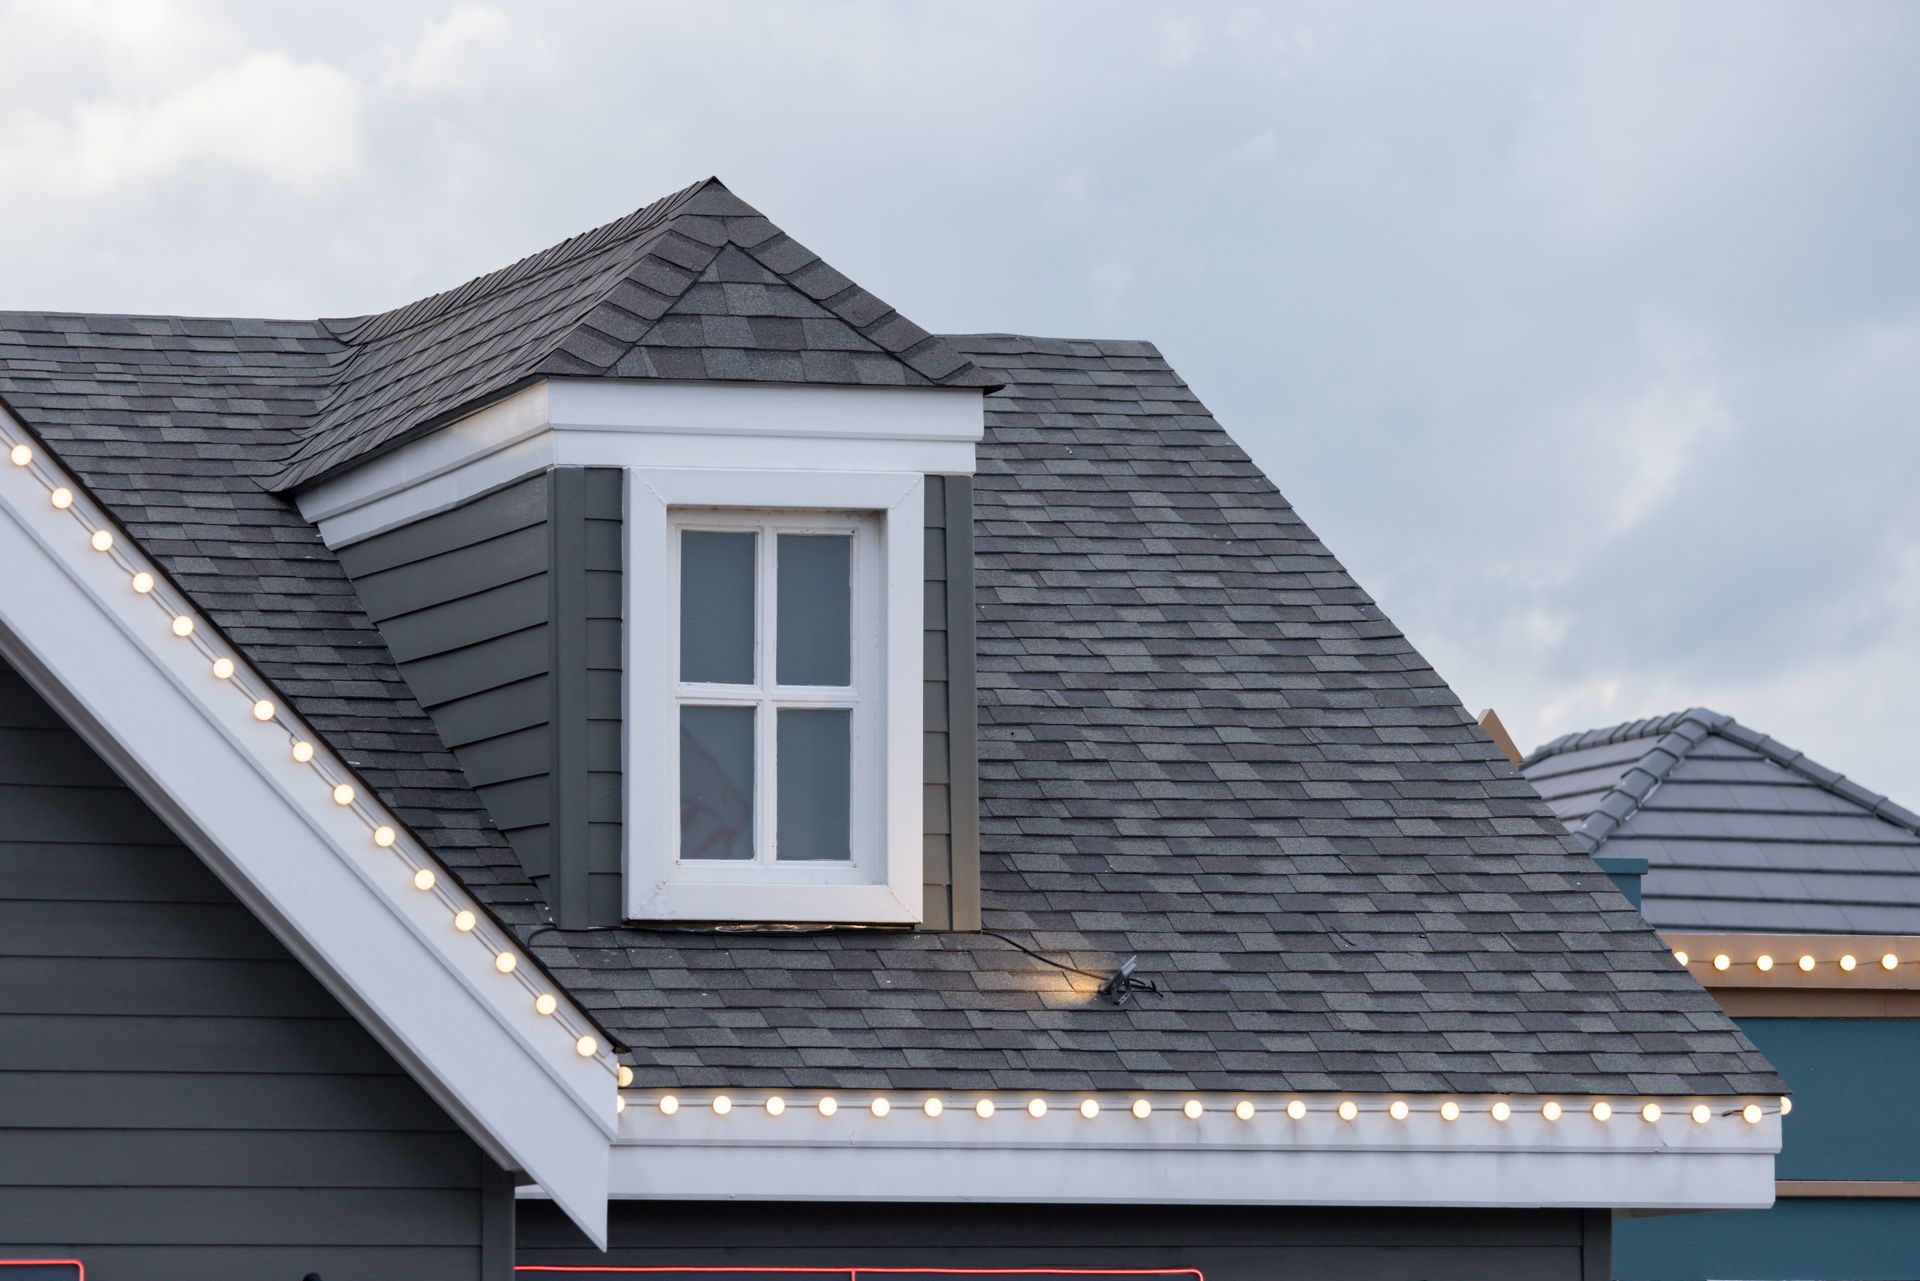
[670,510,877,873]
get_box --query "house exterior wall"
[517,1200,1611,1280]
[0,656,515,1281]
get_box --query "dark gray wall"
[517,1201,1609,1281]
[337,467,624,927]
[0,657,514,1281]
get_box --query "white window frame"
[627,468,923,923]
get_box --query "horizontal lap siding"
[0,660,503,1281]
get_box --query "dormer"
[288,179,994,930]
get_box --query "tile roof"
[1524,710,1920,935]
[0,189,1780,1100]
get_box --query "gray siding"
[0,658,512,1281]
[518,1202,1609,1281]
[337,468,624,927]
[924,475,981,930]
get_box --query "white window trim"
[627,468,924,923]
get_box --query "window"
[672,511,880,874]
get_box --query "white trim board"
[0,408,616,1247]
[295,378,987,548]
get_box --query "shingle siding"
[923,474,983,931]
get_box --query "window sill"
[629,878,922,925]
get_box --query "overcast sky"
[4,0,1917,800]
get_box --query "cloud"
[388,6,552,96]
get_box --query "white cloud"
[389,6,552,96]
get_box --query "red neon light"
[0,1264,84,1280]
[516,1269,1203,1279]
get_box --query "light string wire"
[1674,946,1912,976]
[2,429,621,1088]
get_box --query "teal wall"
[1615,1017,1920,1280]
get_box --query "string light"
[924,1098,943,1118]
[50,486,72,509]
[1027,1098,1048,1119]
[1131,1099,1151,1119]
[372,825,396,847]
[659,1095,679,1115]
[1841,954,1858,972]
[291,739,314,763]
[131,571,154,593]
[89,529,112,552]
[1692,1104,1711,1124]
[1755,955,1773,972]
[1883,953,1900,971]
[1337,1100,1358,1122]
[617,1065,633,1087]
[1673,950,1689,966]
[1491,1101,1511,1122]
[1183,1099,1204,1120]
[1592,1102,1612,1122]
[1713,954,1731,971]
[766,1096,785,1116]
[534,993,557,1015]
[493,952,517,975]
[1641,1103,1661,1123]
[1440,1101,1460,1122]
[1234,1100,1255,1121]
[1780,1096,1792,1116]
[818,1097,838,1117]
[1079,1099,1099,1119]
[453,910,476,932]
[331,782,355,806]
[7,444,29,466]
[412,868,436,891]
[1542,1101,1562,1121]
[252,699,275,722]
[1797,955,1815,972]
[871,1097,890,1118]
[615,1095,626,1114]
[1389,1100,1409,1121]
[171,615,194,637]
[975,1099,994,1119]
[575,1035,599,1058]
[1286,1099,1307,1120]
[1742,1104,1762,1124]
[211,657,234,680]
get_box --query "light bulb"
[1183,1099,1204,1120]
[1673,950,1689,967]
[711,1095,732,1115]
[871,1097,890,1118]
[1755,954,1773,972]
[1780,1096,1793,1117]
[535,993,557,1016]
[659,1095,679,1115]
[1641,1103,1661,1124]
[1027,1098,1047,1119]
[172,615,194,638]
[1882,953,1900,971]
[1388,1100,1409,1121]
[373,826,396,847]
[1841,954,1857,972]
[975,1099,994,1118]
[90,529,112,552]
[8,444,30,466]
[1691,1104,1711,1124]
[1713,954,1731,972]
[453,909,476,932]
[575,1035,598,1058]
[1234,1100,1255,1121]
[131,571,154,594]
[252,700,275,722]
[1797,955,1815,972]
[617,1066,633,1088]
[332,782,354,806]
[493,952,517,974]
[1491,1100,1511,1122]
[1542,1101,1562,1121]
[291,740,314,763]
[1592,1102,1612,1122]
[1337,1100,1358,1122]
[924,1098,943,1118]
[766,1096,786,1116]
[1131,1099,1152,1119]
[1742,1103,1762,1125]
[1079,1099,1099,1119]
[211,657,234,680]
[1440,1101,1460,1122]
[615,1095,626,1114]
[50,487,73,509]
[1286,1099,1307,1120]
[818,1096,838,1117]
[412,868,436,892]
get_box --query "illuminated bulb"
[871,1097,890,1118]
[1131,1099,1152,1119]
[1079,1099,1099,1120]
[818,1097,838,1117]
[617,1065,633,1087]
[8,444,30,466]
[332,782,354,806]
[1797,955,1815,972]
[90,529,113,552]
[1542,1101,1562,1121]
[252,700,275,722]
[493,952,517,975]
[1388,1100,1409,1121]
[211,657,234,680]
[615,1095,626,1114]
[1491,1101,1511,1122]
[1692,1104,1711,1124]
[1027,1098,1048,1119]
[412,868,436,892]
[373,826,396,848]
[1841,954,1858,972]
[1337,1100,1358,1122]
[1780,1096,1793,1117]
[1234,1100,1255,1122]
[1713,954,1731,972]
[291,740,314,763]
[1440,1100,1460,1122]
[711,1095,731,1115]
[534,993,558,1016]
[974,1099,994,1119]
[1755,954,1773,972]
[131,571,153,593]
[575,1035,598,1058]
[453,910,476,932]
[50,487,72,509]
[1286,1099,1307,1120]
[766,1096,786,1116]
[1641,1103,1661,1124]
[1182,1099,1204,1120]
[660,1095,680,1115]
[1882,953,1900,971]
[1673,950,1689,967]
[1742,1103,1762,1125]
[172,615,194,638]
[1592,1102,1612,1122]
[924,1098,943,1118]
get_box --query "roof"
[0,186,1780,1101]
[1524,709,1920,934]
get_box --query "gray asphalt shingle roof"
[0,183,1780,1099]
[1524,709,1920,935]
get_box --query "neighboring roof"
[0,194,1781,1101]
[1524,709,1920,935]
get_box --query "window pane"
[680,530,756,684]
[776,709,851,861]
[776,533,851,686]
[680,706,755,861]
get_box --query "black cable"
[979,929,1115,982]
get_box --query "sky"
[3,0,1917,800]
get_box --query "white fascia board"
[592,1094,1780,1212]
[0,415,614,1248]
[297,378,986,548]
